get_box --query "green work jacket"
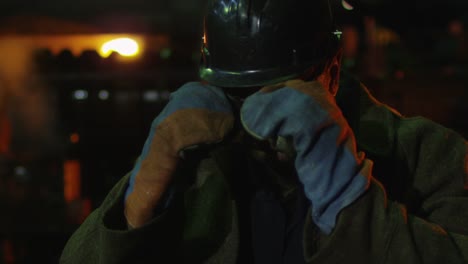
[60,75,468,264]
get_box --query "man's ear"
[328,49,343,96]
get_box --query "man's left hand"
[241,79,372,234]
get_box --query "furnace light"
[100,38,140,58]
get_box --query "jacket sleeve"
[304,116,468,264]
[59,173,185,264]
[59,153,238,264]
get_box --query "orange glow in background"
[63,160,81,203]
[70,133,80,144]
[0,34,168,58]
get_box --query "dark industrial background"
[0,0,467,263]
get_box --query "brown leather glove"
[124,82,234,228]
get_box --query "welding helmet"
[199,0,342,88]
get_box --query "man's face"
[221,86,263,100]
[219,84,297,168]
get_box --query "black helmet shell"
[200,0,341,87]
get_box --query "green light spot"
[203,47,210,56]
[224,7,229,14]
[160,48,172,59]
[333,31,343,41]
[200,68,214,79]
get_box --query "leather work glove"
[241,79,372,234]
[125,82,234,229]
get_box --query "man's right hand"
[124,82,234,229]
